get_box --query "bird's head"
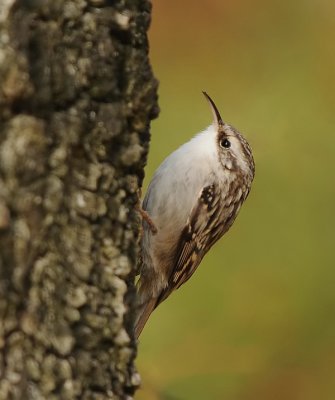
[203,92,255,181]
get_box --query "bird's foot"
[136,188,157,234]
[137,206,158,234]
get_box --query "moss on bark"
[0,0,158,398]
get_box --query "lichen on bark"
[0,0,158,399]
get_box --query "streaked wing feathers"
[157,184,223,304]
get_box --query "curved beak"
[202,91,224,129]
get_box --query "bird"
[135,92,255,338]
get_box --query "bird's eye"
[220,138,231,149]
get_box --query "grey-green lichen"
[0,0,158,399]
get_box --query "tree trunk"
[0,1,158,399]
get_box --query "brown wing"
[156,184,232,305]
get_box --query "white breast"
[141,125,218,284]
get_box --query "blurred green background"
[136,1,335,399]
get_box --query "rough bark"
[0,0,158,399]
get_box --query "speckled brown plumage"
[135,93,255,338]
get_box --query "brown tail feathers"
[134,297,157,339]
